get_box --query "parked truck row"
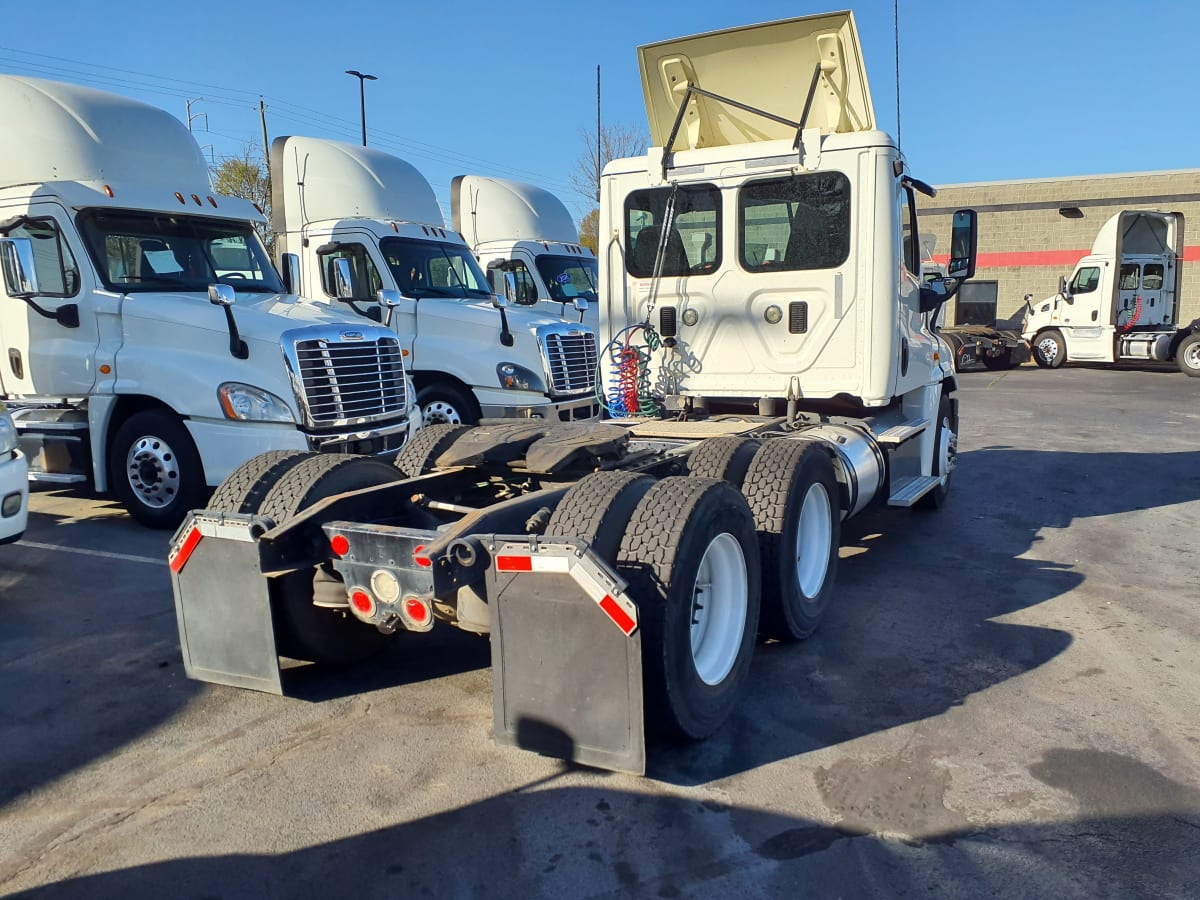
[170,12,982,773]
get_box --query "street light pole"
[344,69,377,146]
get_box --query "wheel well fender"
[96,396,188,492]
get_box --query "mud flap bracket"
[487,537,645,775]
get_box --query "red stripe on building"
[934,246,1200,267]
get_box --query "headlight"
[217,383,296,423]
[496,362,545,393]
[0,411,17,455]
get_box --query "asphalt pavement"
[1,364,1198,899]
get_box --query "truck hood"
[122,290,388,344]
[638,11,874,151]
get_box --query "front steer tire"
[1176,332,1200,377]
[108,409,206,530]
[615,476,761,742]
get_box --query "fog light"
[764,305,783,324]
[2,492,19,517]
[682,308,699,327]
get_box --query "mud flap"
[487,539,645,775]
[169,512,283,694]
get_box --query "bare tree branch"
[569,123,648,204]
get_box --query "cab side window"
[317,243,381,300]
[1142,264,1164,290]
[8,218,80,297]
[1071,267,1101,294]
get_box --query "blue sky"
[4,1,1198,225]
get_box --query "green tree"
[211,146,273,254]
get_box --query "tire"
[742,439,840,642]
[1176,333,1200,377]
[685,436,761,488]
[208,450,315,514]
[942,333,966,372]
[544,471,655,561]
[982,349,1014,370]
[417,382,480,427]
[615,476,761,741]
[1033,329,1066,369]
[917,392,958,511]
[257,454,406,665]
[108,409,206,529]
[394,423,473,478]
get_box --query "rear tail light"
[349,587,375,618]
[404,596,430,625]
[330,534,350,556]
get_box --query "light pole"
[344,70,377,146]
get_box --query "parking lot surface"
[2,365,1198,899]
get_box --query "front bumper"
[0,449,29,544]
[477,390,601,423]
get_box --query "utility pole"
[185,97,208,132]
[344,70,377,146]
[595,65,601,204]
[259,97,271,183]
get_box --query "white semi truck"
[270,137,600,426]
[170,12,978,773]
[0,77,421,528]
[451,175,599,327]
[1022,209,1200,375]
[0,404,28,543]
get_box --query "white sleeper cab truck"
[451,175,599,328]
[0,76,420,528]
[270,137,600,426]
[1023,209,1200,375]
[170,12,977,774]
[0,404,28,543]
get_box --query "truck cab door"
[0,211,101,398]
[1138,261,1167,326]
[1061,264,1111,360]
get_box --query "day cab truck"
[1022,209,1200,375]
[0,76,421,528]
[451,175,599,328]
[169,12,979,774]
[270,137,601,427]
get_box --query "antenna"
[894,0,902,153]
[595,65,601,204]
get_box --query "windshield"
[379,237,492,300]
[76,209,284,294]
[535,255,598,303]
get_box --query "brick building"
[917,169,1200,327]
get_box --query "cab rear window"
[739,172,851,272]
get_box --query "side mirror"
[332,257,354,300]
[208,283,236,307]
[1058,274,1070,298]
[0,237,39,297]
[485,258,512,292]
[492,272,515,309]
[281,253,301,295]
[946,209,977,281]
[573,297,589,314]
[377,288,403,309]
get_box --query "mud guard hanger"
[660,63,823,180]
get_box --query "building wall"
[916,169,1200,326]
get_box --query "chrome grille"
[541,330,598,397]
[293,336,407,427]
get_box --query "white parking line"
[17,540,163,566]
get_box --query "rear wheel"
[1033,329,1066,369]
[742,439,840,641]
[208,450,314,514]
[685,436,761,488]
[545,470,655,561]
[108,409,206,529]
[615,476,761,741]
[257,454,406,664]
[1176,333,1200,377]
[394,423,473,477]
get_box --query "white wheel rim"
[1038,336,1059,362]
[125,434,180,509]
[936,415,958,487]
[689,532,748,686]
[1185,342,1200,369]
[422,400,463,426]
[795,483,832,598]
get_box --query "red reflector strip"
[599,594,636,636]
[169,527,202,574]
[495,555,533,572]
